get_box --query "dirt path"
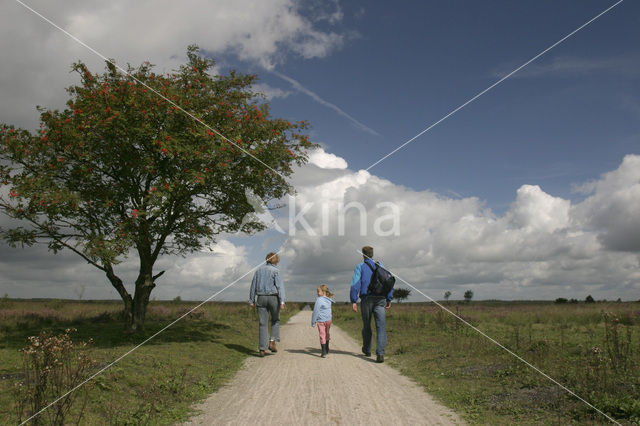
[184,310,465,425]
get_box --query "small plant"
[602,312,633,374]
[0,293,11,308]
[13,329,95,425]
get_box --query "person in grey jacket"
[311,284,335,358]
[249,252,286,357]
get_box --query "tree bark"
[104,264,133,326]
[130,253,156,332]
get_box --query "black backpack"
[363,260,395,297]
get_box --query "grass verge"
[333,301,640,425]
[0,299,301,425]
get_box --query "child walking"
[311,284,335,358]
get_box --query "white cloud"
[495,54,640,79]
[251,83,292,100]
[3,153,640,302]
[274,153,640,301]
[505,185,570,232]
[0,0,345,129]
[573,154,640,252]
[308,147,348,169]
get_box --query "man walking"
[350,246,393,363]
[249,252,286,357]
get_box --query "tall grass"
[0,299,301,425]
[334,301,640,425]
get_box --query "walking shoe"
[362,346,371,357]
[321,343,327,358]
[268,340,277,352]
[326,340,330,353]
[259,350,265,357]
[376,354,384,363]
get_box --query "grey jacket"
[249,263,285,304]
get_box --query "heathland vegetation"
[0,298,301,424]
[335,301,640,425]
[1,298,638,424]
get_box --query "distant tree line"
[555,295,626,304]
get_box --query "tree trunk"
[105,264,133,326]
[130,255,156,332]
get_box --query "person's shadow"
[223,343,255,355]
[285,346,376,361]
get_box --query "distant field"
[334,301,640,425]
[0,299,301,425]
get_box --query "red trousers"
[317,320,332,344]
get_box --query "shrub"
[464,290,474,303]
[0,293,12,309]
[13,329,95,425]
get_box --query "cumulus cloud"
[0,0,345,129]
[573,154,640,252]
[0,238,254,300]
[2,152,640,302]
[308,147,348,169]
[274,154,640,301]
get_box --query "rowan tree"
[0,46,315,331]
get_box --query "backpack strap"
[363,261,375,272]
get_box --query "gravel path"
[184,310,465,425]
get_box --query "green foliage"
[1,45,313,257]
[393,288,410,303]
[585,294,595,303]
[0,45,315,328]
[463,289,473,303]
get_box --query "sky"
[0,0,639,303]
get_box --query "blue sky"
[1,0,639,302]
[249,0,639,209]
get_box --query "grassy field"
[2,299,639,425]
[334,301,640,425]
[0,298,301,425]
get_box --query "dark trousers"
[361,296,387,355]
[256,295,280,350]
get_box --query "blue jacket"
[311,296,334,326]
[249,263,285,304]
[350,258,393,303]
